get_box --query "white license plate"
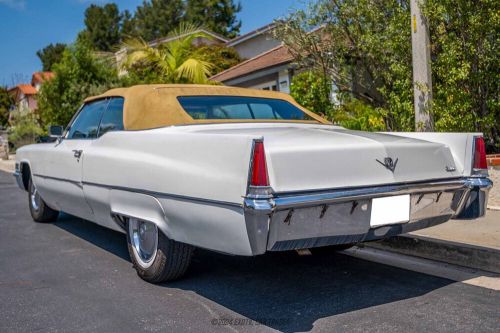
[370,194,410,227]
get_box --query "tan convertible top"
[84,84,329,130]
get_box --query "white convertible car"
[14,84,492,283]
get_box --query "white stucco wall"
[278,69,290,94]
[232,34,281,59]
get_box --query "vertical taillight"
[251,141,269,187]
[473,136,487,170]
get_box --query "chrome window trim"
[65,98,110,141]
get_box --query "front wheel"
[28,178,59,222]
[127,217,194,283]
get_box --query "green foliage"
[70,1,242,54]
[336,98,387,132]
[275,0,413,131]
[133,0,184,41]
[290,71,386,131]
[8,106,43,149]
[37,40,120,127]
[185,0,242,38]
[79,3,122,52]
[423,0,499,151]
[192,44,242,76]
[290,71,334,117]
[275,0,499,151]
[36,43,67,71]
[89,0,242,44]
[121,10,137,38]
[121,24,215,84]
[0,86,14,129]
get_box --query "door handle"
[72,149,83,159]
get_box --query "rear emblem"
[376,157,398,172]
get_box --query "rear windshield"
[177,96,313,121]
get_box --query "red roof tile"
[211,45,293,82]
[13,84,37,95]
[31,71,55,85]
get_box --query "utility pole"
[410,0,433,131]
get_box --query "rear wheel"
[127,217,194,283]
[28,178,59,222]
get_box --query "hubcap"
[129,218,158,267]
[30,184,41,212]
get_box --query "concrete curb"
[363,234,500,274]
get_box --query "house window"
[252,81,278,91]
[262,85,277,91]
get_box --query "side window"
[67,99,108,139]
[98,97,124,137]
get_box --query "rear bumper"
[243,177,493,255]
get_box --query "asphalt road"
[0,170,498,333]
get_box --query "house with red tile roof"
[8,71,55,112]
[210,44,294,93]
[210,23,298,93]
[211,24,376,103]
[8,84,38,111]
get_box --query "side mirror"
[48,125,64,138]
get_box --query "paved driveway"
[0,170,498,332]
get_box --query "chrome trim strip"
[83,181,243,208]
[32,173,242,208]
[33,173,83,188]
[13,171,24,190]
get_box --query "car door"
[82,97,125,229]
[42,99,109,221]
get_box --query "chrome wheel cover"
[129,218,158,268]
[30,183,41,212]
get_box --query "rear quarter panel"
[82,128,256,203]
[81,128,258,255]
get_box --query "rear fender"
[109,190,173,239]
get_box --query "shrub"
[290,71,335,118]
[8,107,44,150]
[37,39,119,127]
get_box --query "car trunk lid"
[187,124,461,193]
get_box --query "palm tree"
[120,24,214,84]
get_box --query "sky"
[0,0,307,86]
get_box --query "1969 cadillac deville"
[14,84,492,283]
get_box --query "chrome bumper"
[243,177,493,255]
[13,166,25,190]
